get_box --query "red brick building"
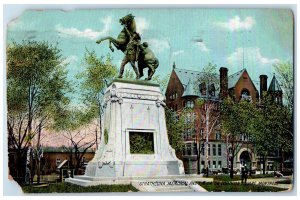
[165,64,282,174]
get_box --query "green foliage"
[7,40,70,115]
[198,182,285,192]
[194,62,219,93]
[252,94,293,155]
[22,182,138,193]
[129,132,154,154]
[104,129,109,145]
[7,40,71,147]
[123,69,135,79]
[221,97,257,146]
[273,60,293,111]
[165,108,194,152]
[77,50,117,118]
[151,74,170,92]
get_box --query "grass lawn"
[22,182,138,193]
[209,174,274,182]
[198,182,286,192]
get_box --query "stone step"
[154,188,195,192]
[66,177,208,192]
[154,185,194,192]
[72,175,213,182]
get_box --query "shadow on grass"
[22,182,138,193]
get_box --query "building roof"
[174,68,202,87]
[173,68,218,98]
[268,75,282,92]
[182,79,199,98]
[228,69,245,89]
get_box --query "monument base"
[80,79,185,179]
[65,174,211,192]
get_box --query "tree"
[165,108,193,153]
[151,74,170,93]
[252,93,293,174]
[52,108,96,175]
[273,60,293,111]
[7,40,70,184]
[195,63,220,176]
[77,50,117,149]
[220,97,257,178]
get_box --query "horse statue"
[96,14,159,80]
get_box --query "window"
[213,161,216,169]
[186,100,194,108]
[185,129,193,139]
[215,132,221,140]
[185,112,195,124]
[186,143,192,155]
[208,144,211,156]
[218,144,222,156]
[201,161,205,167]
[228,147,233,155]
[56,158,61,166]
[209,84,215,96]
[218,161,222,168]
[200,129,204,137]
[213,144,216,156]
[192,143,197,155]
[199,83,206,95]
[169,92,177,100]
[241,88,251,101]
[202,147,205,156]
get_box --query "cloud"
[146,38,170,53]
[227,47,280,66]
[196,42,210,52]
[55,16,112,40]
[216,16,255,32]
[61,55,79,66]
[135,17,149,35]
[172,50,184,56]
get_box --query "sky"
[7,8,294,96]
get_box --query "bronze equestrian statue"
[96,14,159,80]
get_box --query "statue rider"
[118,30,141,79]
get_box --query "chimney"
[259,75,268,99]
[220,67,228,99]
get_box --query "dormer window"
[199,82,206,95]
[209,84,215,96]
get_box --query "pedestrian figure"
[241,166,245,184]
[244,166,249,184]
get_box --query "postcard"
[5,6,294,194]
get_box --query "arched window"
[241,88,251,101]
[185,100,194,108]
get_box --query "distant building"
[165,64,283,174]
[8,146,95,177]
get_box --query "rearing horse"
[96,14,135,53]
[96,14,159,80]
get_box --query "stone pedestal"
[84,79,184,177]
